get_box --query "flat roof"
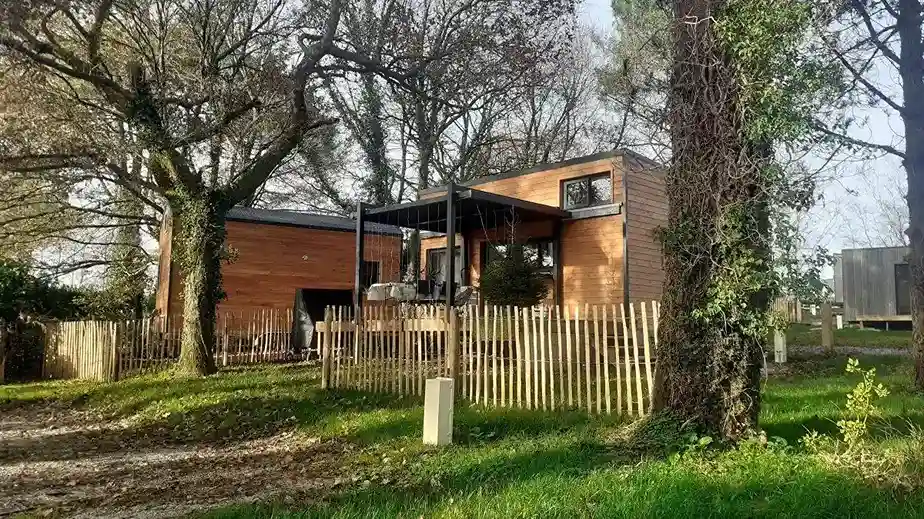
[418,149,662,196]
[364,187,570,233]
[227,207,401,235]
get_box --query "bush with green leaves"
[801,358,890,454]
[838,358,890,450]
[479,244,548,307]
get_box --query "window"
[361,260,380,288]
[563,173,612,209]
[896,263,911,315]
[485,240,555,274]
[426,247,462,284]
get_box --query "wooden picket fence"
[42,308,296,381]
[772,297,802,324]
[43,321,123,381]
[318,301,659,417]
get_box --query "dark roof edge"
[419,149,663,196]
[226,209,402,236]
[226,215,401,236]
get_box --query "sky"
[577,0,909,275]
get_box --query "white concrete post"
[821,302,834,353]
[836,315,843,330]
[774,329,787,364]
[423,377,454,446]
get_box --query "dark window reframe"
[560,173,613,210]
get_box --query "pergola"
[353,183,571,317]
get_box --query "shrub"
[479,244,548,307]
[801,358,889,453]
[837,358,890,450]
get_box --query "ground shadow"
[200,436,924,519]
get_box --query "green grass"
[4,358,924,518]
[787,323,912,349]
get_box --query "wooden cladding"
[158,219,402,314]
[447,156,623,207]
[625,162,667,302]
[561,216,623,306]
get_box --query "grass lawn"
[3,356,924,518]
[787,323,912,349]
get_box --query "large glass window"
[485,240,554,274]
[426,247,462,284]
[563,173,613,209]
[361,260,380,288]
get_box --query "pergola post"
[445,182,457,313]
[553,220,563,308]
[354,201,366,321]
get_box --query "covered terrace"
[352,184,571,316]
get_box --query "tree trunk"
[896,0,924,389]
[908,125,924,389]
[910,145,924,388]
[0,325,7,384]
[172,198,226,377]
[652,0,767,440]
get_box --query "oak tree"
[0,0,418,375]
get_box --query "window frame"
[424,246,462,283]
[561,173,613,210]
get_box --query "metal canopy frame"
[354,185,570,315]
[363,186,570,232]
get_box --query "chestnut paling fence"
[42,308,296,381]
[317,301,660,417]
[40,301,662,418]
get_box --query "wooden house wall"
[457,157,621,207]
[155,215,173,315]
[624,156,667,302]
[841,246,909,321]
[833,253,844,303]
[560,215,624,306]
[157,219,402,315]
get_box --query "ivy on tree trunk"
[653,0,833,440]
[171,194,227,377]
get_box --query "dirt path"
[0,408,345,518]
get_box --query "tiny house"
[838,246,911,324]
[358,150,667,308]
